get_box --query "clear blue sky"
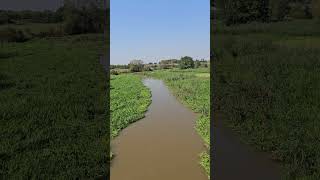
[111,0,210,65]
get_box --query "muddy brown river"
[214,113,283,180]
[110,79,207,180]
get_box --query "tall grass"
[110,75,151,138]
[0,34,108,179]
[213,19,320,179]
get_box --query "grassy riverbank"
[145,68,210,177]
[110,74,151,138]
[0,34,108,179]
[213,19,320,179]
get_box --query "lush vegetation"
[215,0,320,24]
[110,75,151,138]
[145,68,210,177]
[179,56,195,69]
[111,57,209,75]
[0,0,106,43]
[0,34,108,179]
[213,19,320,179]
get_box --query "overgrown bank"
[145,68,210,177]
[110,75,151,138]
[213,19,320,179]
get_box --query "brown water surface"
[214,112,283,180]
[111,79,207,180]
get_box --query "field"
[145,68,210,176]
[0,34,108,179]
[0,23,61,34]
[110,75,151,138]
[213,19,320,179]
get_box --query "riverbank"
[145,68,210,177]
[111,78,207,180]
[213,19,320,179]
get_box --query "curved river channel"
[110,78,208,180]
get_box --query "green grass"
[110,74,151,138]
[0,34,108,179]
[213,19,320,179]
[145,68,210,178]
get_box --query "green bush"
[0,27,31,42]
[110,69,119,75]
[312,0,320,19]
[129,60,144,72]
[179,56,194,69]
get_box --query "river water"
[110,79,207,180]
[214,112,282,180]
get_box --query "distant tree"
[269,0,291,21]
[129,60,144,72]
[179,56,194,69]
[312,0,320,19]
[62,0,104,34]
[0,11,9,24]
[195,60,201,68]
[288,1,312,19]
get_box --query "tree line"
[0,10,63,25]
[0,0,107,42]
[215,0,320,25]
[111,56,209,75]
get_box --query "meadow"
[213,19,320,179]
[145,68,210,177]
[0,23,61,34]
[0,34,108,179]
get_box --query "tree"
[62,0,105,34]
[269,0,291,21]
[179,56,194,69]
[312,0,320,19]
[129,60,144,72]
[0,13,8,25]
[195,60,201,68]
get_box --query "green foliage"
[129,60,144,72]
[289,2,312,19]
[179,56,195,69]
[145,68,210,177]
[110,75,151,138]
[194,60,201,68]
[0,34,108,179]
[217,0,316,25]
[200,152,210,179]
[0,9,63,25]
[0,27,31,42]
[213,20,320,179]
[217,0,270,25]
[312,0,320,18]
[62,0,105,35]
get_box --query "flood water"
[111,79,207,180]
[214,113,283,180]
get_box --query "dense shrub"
[62,1,105,35]
[0,27,31,42]
[110,69,119,75]
[312,0,320,19]
[179,56,194,69]
[129,60,144,72]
